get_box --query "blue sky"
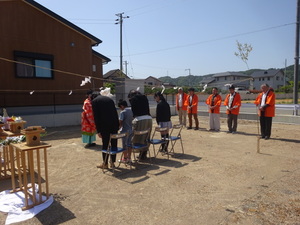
[35,0,297,79]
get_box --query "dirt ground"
[1,116,300,225]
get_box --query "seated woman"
[128,90,152,160]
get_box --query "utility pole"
[185,69,191,86]
[284,59,287,88]
[115,12,129,74]
[123,61,129,76]
[293,0,299,109]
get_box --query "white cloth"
[178,94,183,107]
[189,95,193,104]
[261,89,270,107]
[0,184,53,225]
[228,92,235,108]
[261,92,267,107]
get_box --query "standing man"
[206,87,222,131]
[184,87,199,130]
[254,83,275,140]
[92,93,119,169]
[224,85,241,134]
[176,87,188,126]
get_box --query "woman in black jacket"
[154,91,172,153]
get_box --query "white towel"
[0,184,53,225]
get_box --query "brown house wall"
[0,1,104,107]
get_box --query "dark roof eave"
[24,0,102,46]
[92,50,111,64]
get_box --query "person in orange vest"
[184,87,199,130]
[206,87,222,131]
[223,85,241,134]
[254,83,276,140]
[175,87,188,126]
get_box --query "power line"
[118,22,295,57]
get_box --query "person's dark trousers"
[260,112,273,138]
[188,113,199,128]
[227,114,238,132]
[101,132,117,164]
[160,133,169,152]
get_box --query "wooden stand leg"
[36,149,42,203]
[257,136,260,153]
[29,151,36,206]
[21,151,29,209]
[10,146,16,190]
[43,148,49,198]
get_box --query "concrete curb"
[21,105,300,127]
[198,111,300,124]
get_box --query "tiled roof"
[212,72,250,78]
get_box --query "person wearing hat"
[92,91,119,169]
[81,90,97,148]
[175,87,188,126]
[184,87,199,130]
[223,85,241,133]
[206,87,222,131]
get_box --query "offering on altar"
[2,108,10,130]
[22,126,45,146]
[0,123,4,134]
[8,117,27,133]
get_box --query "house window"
[225,77,227,80]
[14,51,53,78]
[268,77,270,81]
[259,78,261,81]
[262,78,265,81]
[276,76,279,81]
[216,77,219,81]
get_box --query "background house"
[144,76,163,87]
[103,69,144,103]
[103,69,130,80]
[210,72,252,92]
[251,69,285,90]
[0,0,110,110]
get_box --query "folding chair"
[149,127,169,159]
[101,132,128,174]
[131,129,150,164]
[168,124,184,155]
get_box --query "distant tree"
[104,82,115,94]
[144,86,152,95]
[277,81,300,93]
[234,40,253,69]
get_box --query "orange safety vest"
[184,94,198,114]
[224,92,241,115]
[254,90,275,117]
[176,92,188,111]
[206,94,222,114]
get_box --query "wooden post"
[257,136,260,153]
